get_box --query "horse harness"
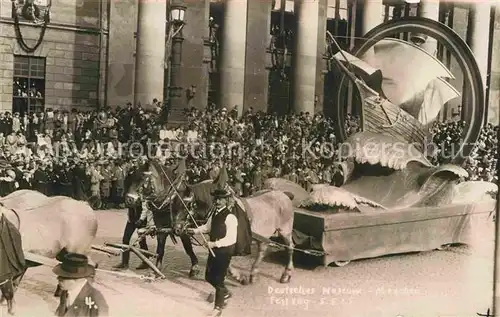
[142,163,184,212]
[135,163,189,244]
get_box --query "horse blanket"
[0,214,25,281]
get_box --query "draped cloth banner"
[0,214,26,282]
[418,78,460,127]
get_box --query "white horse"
[0,190,97,315]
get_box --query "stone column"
[167,31,185,123]
[243,0,272,113]
[468,2,491,94]
[134,0,166,108]
[314,0,327,113]
[219,0,248,115]
[292,0,322,114]
[106,0,138,107]
[180,0,210,111]
[361,0,383,35]
[359,0,383,79]
[417,0,440,55]
[487,5,500,125]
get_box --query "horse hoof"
[189,265,200,278]
[239,276,249,285]
[249,274,257,284]
[280,274,291,284]
[207,292,215,303]
[7,303,14,315]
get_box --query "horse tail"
[283,191,295,201]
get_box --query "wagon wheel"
[332,17,485,166]
[332,260,351,267]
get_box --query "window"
[17,0,49,5]
[326,0,350,50]
[327,0,348,20]
[272,0,294,13]
[12,55,46,116]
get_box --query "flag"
[360,38,455,108]
[172,158,187,176]
[418,78,460,126]
[213,165,229,191]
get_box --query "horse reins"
[149,173,183,211]
[156,163,216,257]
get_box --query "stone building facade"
[0,0,498,125]
[0,0,107,113]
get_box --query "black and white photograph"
[0,0,498,316]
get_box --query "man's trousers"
[121,221,148,265]
[205,249,232,309]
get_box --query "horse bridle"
[136,163,191,230]
[149,171,184,211]
[156,163,215,256]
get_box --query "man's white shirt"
[193,208,238,248]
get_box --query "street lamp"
[165,1,187,125]
[169,5,186,22]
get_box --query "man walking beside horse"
[187,181,252,317]
[188,186,236,317]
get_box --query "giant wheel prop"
[330,17,485,166]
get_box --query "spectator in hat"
[100,162,112,208]
[6,131,17,153]
[89,162,103,198]
[0,170,17,195]
[58,162,74,197]
[32,161,49,195]
[53,253,108,317]
[4,112,13,136]
[12,112,21,134]
[73,160,89,201]
[45,108,54,137]
[250,166,262,193]
[111,160,125,207]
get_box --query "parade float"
[266,17,497,267]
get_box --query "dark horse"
[124,160,201,277]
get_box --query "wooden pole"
[91,245,121,256]
[130,246,166,279]
[105,242,158,259]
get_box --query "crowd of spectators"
[0,105,496,209]
[429,120,497,182]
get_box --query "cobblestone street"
[4,209,496,317]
